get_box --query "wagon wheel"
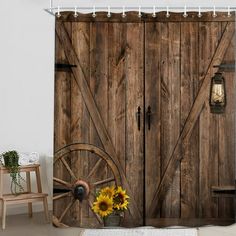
[53,143,122,227]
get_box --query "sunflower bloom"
[92,195,113,218]
[100,186,115,198]
[113,186,129,211]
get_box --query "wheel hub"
[73,180,90,202]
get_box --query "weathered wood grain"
[54,22,72,224]
[199,22,222,218]
[54,15,235,227]
[108,23,127,173]
[144,22,161,220]
[180,22,199,218]
[218,30,235,218]
[89,22,109,217]
[125,22,144,225]
[148,21,235,218]
[146,218,235,227]
[70,21,90,224]
[55,21,142,222]
[160,22,181,218]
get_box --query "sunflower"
[113,186,129,211]
[92,195,113,218]
[100,186,115,198]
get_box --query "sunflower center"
[114,193,124,204]
[99,201,109,211]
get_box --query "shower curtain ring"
[107,6,111,18]
[152,6,156,18]
[74,6,78,18]
[227,6,231,17]
[92,5,96,18]
[183,5,188,18]
[138,6,142,18]
[213,6,217,18]
[198,6,202,18]
[122,6,126,18]
[166,6,170,18]
[56,6,61,18]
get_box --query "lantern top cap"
[213,72,224,79]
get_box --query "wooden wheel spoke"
[53,177,73,189]
[53,192,71,201]
[88,200,103,224]
[79,202,82,227]
[59,199,76,222]
[87,159,103,179]
[60,157,77,180]
[92,177,115,187]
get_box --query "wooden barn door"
[54,19,144,227]
[54,12,235,228]
[145,19,235,226]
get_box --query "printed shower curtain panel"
[53,11,236,228]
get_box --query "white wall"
[0,0,234,215]
[0,0,55,214]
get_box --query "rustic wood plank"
[212,186,236,191]
[54,22,72,222]
[146,218,235,227]
[180,22,199,218]
[218,30,235,218]
[159,22,170,217]
[89,22,109,191]
[148,21,235,217]
[198,22,222,218]
[88,22,109,221]
[168,22,181,218]
[198,21,211,219]
[107,22,143,225]
[144,22,161,220]
[70,22,91,224]
[159,22,181,218]
[125,22,144,225]
[108,22,127,176]
[57,12,235,23]
[56,21,142,222]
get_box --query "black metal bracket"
[55,63,77,72]
[213,63,235,72]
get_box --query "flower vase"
[103,212,121,227]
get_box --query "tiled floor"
[1,212,235,236]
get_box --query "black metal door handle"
[147,106,151,130]
[137,106,141,131]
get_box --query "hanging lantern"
[209,72,226,114]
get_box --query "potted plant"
[92,186,129,227]
[0,150,24,195]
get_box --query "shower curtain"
[53,11,236,228]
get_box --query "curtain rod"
[45,5,236,17]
